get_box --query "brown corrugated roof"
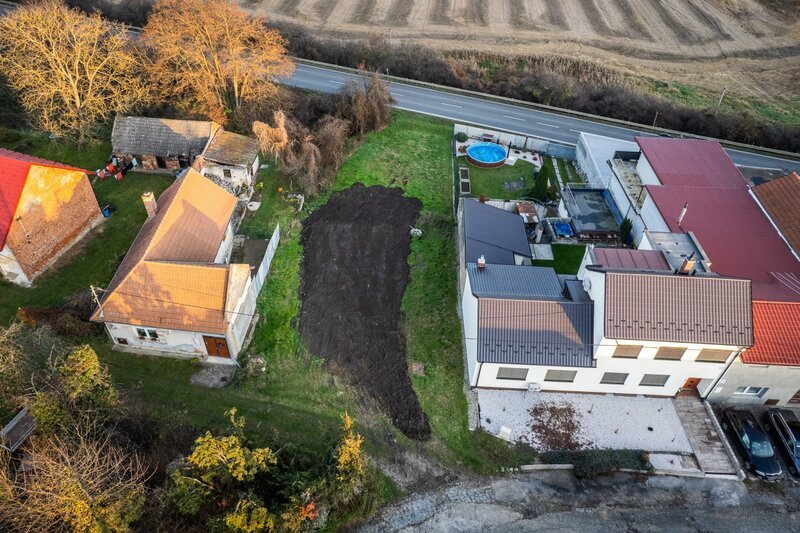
[604,272,753,346]
[753,172,800,255]
[92,169,239,333]
[203,130,260,167]
[478,298,594,367]
[592,248,671,272]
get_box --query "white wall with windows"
[707,356,800,406]
[103,322,239,366]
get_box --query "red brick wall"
[7,167,102,280]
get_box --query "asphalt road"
[285,63,800,172]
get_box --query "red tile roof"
[636,137,745,188]
[635,138,800,299]
[0,148,86,249]
[752,172,800,256]
[742,301,800,366]
[592,248,671,271]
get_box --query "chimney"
[679,252,696,275]
[141,191,157,218]
[477,255,486,270]
[677,202,689,227]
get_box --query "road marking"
[502,115,525,122]
[441,103,463,108]
[328,79,345,85]
[391,92,405,97]
[569,129,584,134]
[537,122,559,129]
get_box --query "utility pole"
[652,110,659,128]
[714,86,728,116]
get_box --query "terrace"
[561,187,621,241]
[609,151,648,210]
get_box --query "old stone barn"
[111,116,220,171]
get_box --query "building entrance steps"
[673,397,736,475]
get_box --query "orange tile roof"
[742,301,800,366]
[92,169,240,334]
[753,172,800,256]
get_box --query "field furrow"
[385,0,414,25]
[348,0,377,23]
[430,0,453,25]
[464,0,487,26]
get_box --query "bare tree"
[0,0,148,144]
[252,110,290,160]
[144,0,294,124]
[290,134,323,196]
[341,72,393,138]
[0,421,148,532]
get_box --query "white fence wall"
[454,125,576,159]
[252,224,280,296]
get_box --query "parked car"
[763,409,800,477]
[720,409,782,479]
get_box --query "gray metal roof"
[463,200,530,265]
[604,272,753,346]
[467,263,562,299]
[477,298,594,367]
[112,116,218,157]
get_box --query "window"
[639,374,670,387]
[654,347,685,360]
[600,372,628,385]
[734,386,768,397]
[496,367,528,381]
[223,168,232,178]
[136,328,159,340]
[116,338,128,345]
[544,370,577,383]
[696,349,730,363]
[613,345,642,358]
[788,390,800,404]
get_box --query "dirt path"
[298,184,431,440]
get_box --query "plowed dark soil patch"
[299,184,431,440]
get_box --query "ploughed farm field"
[253,0,800,108]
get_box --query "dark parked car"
[764,409,800,477]
[721,409,782,479]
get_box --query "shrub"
[454,131,468,142]
[0,128,21,143]
[540,449,650,479]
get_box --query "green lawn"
[533,243,587,275]
[463,158,536,200]
[2,112,535,483]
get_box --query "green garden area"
[0,112,535,510]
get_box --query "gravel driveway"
[478,390,693,453]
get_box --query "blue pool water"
[466,142,507,164]
[553,221,574,238]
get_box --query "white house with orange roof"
[91,169,276,365]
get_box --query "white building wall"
[214,221,235,264]
[476,343,736,396]
[202,162,254,192]
[639,195,669,234]
[0,244,30,286]
[462,276,480,386]
[636,155,660,185]
[707,357,800,406]
[104,322,238,365]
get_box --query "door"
[682,377,701,390]
[203,336,230,358]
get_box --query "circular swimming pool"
[466,142,507,168]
